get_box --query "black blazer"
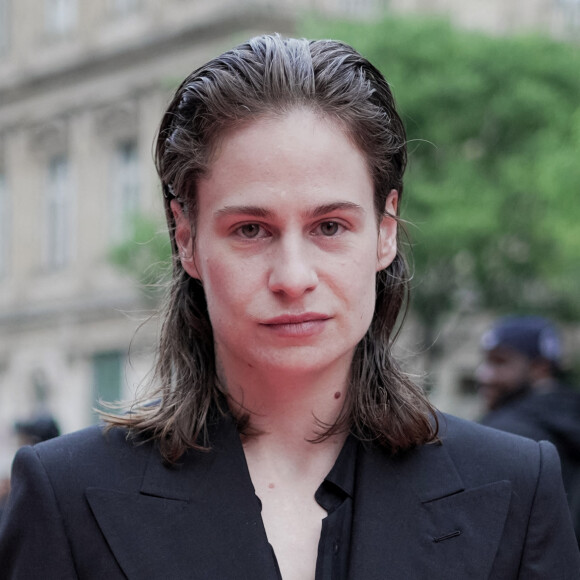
[0,413,579,579]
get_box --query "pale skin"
[172,109,398,580]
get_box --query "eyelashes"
[233,221,347,240]
[236,223,267,239]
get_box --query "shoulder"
[34,423,123,451]
[432,414,571,530]
[480,401,546,438]
[360,412,558,495]
[32,424,134,461]
[438,411,544,457]
[18,424,153,493]
[436,412,559,488]
[435,414,580,575]
[439,411,536,447]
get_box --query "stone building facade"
[0,0,301,474]
[0,0,577,475]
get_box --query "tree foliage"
[300,15,580,325]
[109,214,172,301]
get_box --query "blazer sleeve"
[0,445,79,579]
[518,440,580,579]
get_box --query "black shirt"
[269,434,358,580]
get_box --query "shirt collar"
[315,433,358,512]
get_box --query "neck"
[221,360,350,445]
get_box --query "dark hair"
[105,34,438,462]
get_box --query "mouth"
[260,313,331,337]
[262,313,331,325]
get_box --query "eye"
[317,221,342,236]
[236,223,266,239]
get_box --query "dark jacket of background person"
[478,316,580,545]
[482,386,580,544]
[0,413,578,579]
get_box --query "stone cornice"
[0,292,152,332]
[0,9,295,107]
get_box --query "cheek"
[200,257,256,318]
[505,365,526,384]
[339,258,377,324]
[359,282,377,327]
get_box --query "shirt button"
[333,541,340,555]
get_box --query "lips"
[262,313,330,325]
[260,313,331,337]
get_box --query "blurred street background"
[0,0,579,478]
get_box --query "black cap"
[481,315,562,363]
[14,415,60,444]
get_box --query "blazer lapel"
[86,417,512,578]
[349,442,512,580]
[86,417,279,580]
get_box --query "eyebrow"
[214,201,366,220]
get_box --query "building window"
[44,155,73,269]
[0,172,8,277]
[0,0,9,55]
[110,140,139,241]
[44,0,77,37]
[92,350,123,420]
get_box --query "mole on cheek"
[334,392,341,399]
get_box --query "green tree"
[109,213,172,302]
[300,15,580,329]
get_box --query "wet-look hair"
[104,34,438,463]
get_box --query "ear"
[170,199,201,280]
[376,189,398,272]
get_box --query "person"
[0,414,61,520]
[13,414,61,447]
[0,35,578,579]
[477,315,580,545]
[0,477,9,521]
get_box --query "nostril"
[268,266,318,297]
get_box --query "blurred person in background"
[0,35,578,578]
[0,477,9,520]
[14,414,61,447]
[477,315,580,543]
[0,414,60,519]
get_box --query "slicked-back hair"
[105,34,438,462]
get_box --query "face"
[475,347,532,410]
[172,109,397,382]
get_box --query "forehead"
[208,109,359,168]
[196,109,375,216]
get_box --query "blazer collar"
[87,416,513,580]
[87,416,280,579]
[348,439,512,580]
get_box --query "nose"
[268,236,318,297]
